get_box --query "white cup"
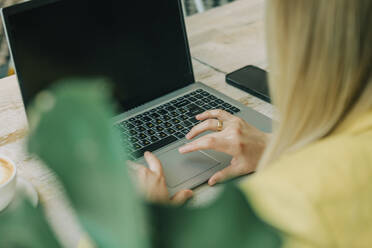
[0,155,17,212]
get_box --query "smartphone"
[226,65,270,103]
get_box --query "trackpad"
[158,149,220,188]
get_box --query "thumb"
[170,190,194,206]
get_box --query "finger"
[171,190,194,205]
[126,160,144,172]
[126,161,147,183]
[208,165,241,186]
[186,119,220,140]
[179,133,227,154]
[144,152,164,176]
[196,109,233,121]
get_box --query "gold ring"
[217,120,224,132]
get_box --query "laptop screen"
[3,0,194,112]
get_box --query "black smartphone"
[226,65,270,103]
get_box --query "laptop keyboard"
[114,89,241,160]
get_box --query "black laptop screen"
[4,0,194,111]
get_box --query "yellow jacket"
[240,110,372,248]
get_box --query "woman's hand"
[128,152,193,205]
[179,109,269,186]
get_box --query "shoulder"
[256,131,372,193]
[239,131,372,247]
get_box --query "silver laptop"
[2,0,271,194]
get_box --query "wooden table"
[0,0,272,247]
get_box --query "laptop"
[1,0,271,194]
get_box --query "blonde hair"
[258,0,372,169]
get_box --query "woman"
[132,0,372,247]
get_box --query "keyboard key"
[210,101,218,107]
[175,99,190,108]
[170,111,179,117]
[201,91,210,96]
[155,119,163,124]
[157,132,167,138]
[166,106,176,111]
[150,136,159,142]
[129,130,138,136]
[208,95,217,100]
[134,120,143,126]
[181,129,189,135]
[163,122,173,128]
[196,89,203,93]
[130,137,139,143]
[146,122,155,128]
[140,140,151,146]
[135,126,146,132]
[188,96,197,102]
[156,126,164,132]
[162,115,171,121]
[120,130,129,138]
[137,133,148,139]
[150,113,160,118]
[175,132,185,139]
[142,116,152,122]
[190,91,197,95]
[202,98,210,103]
[175,124,184,130]
[120,121,128,126]
[127,123,134,129]
[194,94,203,99]
[159,109,168,115]
[177,107,188,114]
[171,118,180,124]
[189,117,200,124]
[223,103,232,108]
[216,99,224,104]
[147,129,156,136]
[196,100,204,106]
[166,128,176,134]
[133,143,142,150]
[183,120,193,127]
[230,107,241,113]
[203,104,213,110]
[182,125,192,132]
[186,111,203,118]
[131,136,178,159]
[186,104,205,116]
[179,115,188,121]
